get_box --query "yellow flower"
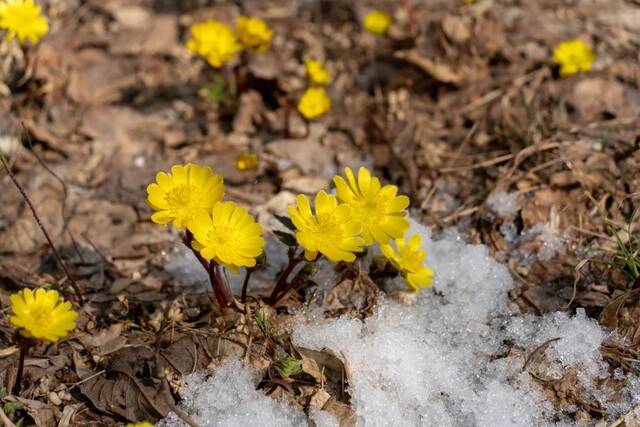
[236,16,272,52]
[464,0,477,4]
[0,0,48,45]
[553,39,596,77]
[9,289,78,342]
[363,10,392,35]
[297,87,331,120]
[188,201,265,273]
[126,423,155,427]
[304,59,330,86]
[186,20,242,68]
[287,191,365,263]
[381,234,434,292]
[147,163,225,229]
[333,167,409,245]
[235,151,258,172]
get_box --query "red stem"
[184,231,235,309]
[241,268,254,304]
[210,263,234,308]
[267,250,304,305]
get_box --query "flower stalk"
[184,230,236,309]
[267,248,305,305]
[12,337,30,396]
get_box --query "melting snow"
[162,217,639,426]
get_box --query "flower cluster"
[381,235,434,291]
[297,87,331,120]
[147,164,432,295]
[235,151,258,172]
[9,288,78,342]
[186,20,241,68]
[298,59,332,120]
[286,166,433,292]
[147,163,264,273]
[236,16,272,52]
[305,59,330,86]
[186,16,272,68]
[363,9,392,35]
[0,0,48,45]
[553,39,596,77]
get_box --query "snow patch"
[487,190,519,217]
[159,359,306,427]
[163,217,639,426]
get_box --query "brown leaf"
[68,53,138,106]
[322,398,357,427]
[599,288,640,332]
[570,78,640,123]
[309,388,331,409]
[442,15,471,44]
[296,348,350,403]
[155,334,247,376]
[80,346,173,422]
[323,271,378,318]
[0,184,64,255]
[78,324,128,357]
[8,397,60,427]
[72,351,93,380]
[267,138,334,177]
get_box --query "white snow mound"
[162,217,640,426]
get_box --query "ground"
[0,0,639,425]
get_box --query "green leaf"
[0,387,7,399]
[274,215,296,231]
[273,230,297,247]
[274,357,303,378]
[4,401,23,414]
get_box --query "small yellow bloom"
[0,0,48,45]
[236,16,272,52]
[147,163,225,229]
[186,20,242,68]
[189,201,265,273]
[235,151,258,172]
[553,39,596,77]
[9,289,78,342]
[297,87,331,120]
[464,0,477,4]
[126,423,155,427]
[381,234,434,292]
[333,167,409,245]
[304,59,330,86]
[287,191,365,263]
[363,10,392,35]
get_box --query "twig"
[608,406,640,427]
[403,0,416,36]
[0,153,84,304]
[0,406,17,427]
[523,337,561,371]
[67,369,106,390]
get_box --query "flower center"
[309,212,345,242]
[352,197,384,225]
[29,306,54,324]
[165,184,191,207]
[207,225,241,248]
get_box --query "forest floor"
[0,0,639,426]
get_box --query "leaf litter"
[0,0,639,425]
